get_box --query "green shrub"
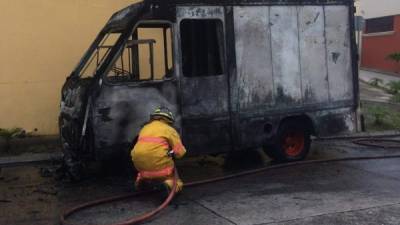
[363,103,400,131]
[392,111,400,128]
[387,52,400,63]
[387,81,400,94]
[390,93,400,103]
[0,128,25,152]
[367,106,387,125]
[387,52,400,73]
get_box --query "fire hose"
[60,137,400,225]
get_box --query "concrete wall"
[0,0,138,135]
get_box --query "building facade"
[359,0,400,75]
[0,0,138,135]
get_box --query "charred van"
[59,0,360,176]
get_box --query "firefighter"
[131,106,186,194]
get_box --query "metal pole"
[149,43,154,80]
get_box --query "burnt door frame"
[91,20,180,159]
[175,6,233,154]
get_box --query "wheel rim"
[283,131,305,157]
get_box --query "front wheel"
[264,121,311,162]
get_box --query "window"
[365,16,394,34]
[79,33,121,78]
[107,23,173,83]
[180,19,224,77]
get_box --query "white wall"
[359,0,400,18]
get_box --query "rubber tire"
[264,121,311,162]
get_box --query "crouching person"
[131,107,186,194]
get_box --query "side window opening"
[107,23,173,83]
[180,19,224,77]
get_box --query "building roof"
[359,0,400,19]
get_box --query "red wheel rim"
[283,131,305,157]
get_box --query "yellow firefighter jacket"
[131,119,186,179]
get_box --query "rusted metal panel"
[105,3,145,32]
[270,6,302,105]
[176,6,228,117]
[310,107,356,136]
[92,81,179,158]
[176,6,225,20]
[233,5,352,110]
[298,6,329,104]
[234,6,274,111]
[180,76,229,117]
[325,5,353,101]
[176,6,232,153]
[232,4,356,148]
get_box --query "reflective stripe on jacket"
[136,167,174,180]
[131,120,187,177]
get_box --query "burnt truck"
[59,0,360,174]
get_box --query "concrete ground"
[359,81,393,102]
[2,70,400,225]
[359,69,400,86]
[358,69,400,103]
[1,138,400,225]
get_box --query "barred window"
[365,16,394,34]
[180,19,224,77]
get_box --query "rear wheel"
[264,121,311,162]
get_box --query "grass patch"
[387,81,400,95]
[362,103,400,131]
[0,128,25,152]
[391,93,400,103]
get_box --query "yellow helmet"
[150,106,174,122]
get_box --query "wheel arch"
[278,114,316,136]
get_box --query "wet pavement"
[359,81,393,103]
[358,69,400,103]
[359,69,400,87]
[1,138,400,225]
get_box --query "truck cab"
[60,0,359,176]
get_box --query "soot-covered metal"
[59,0,358,177]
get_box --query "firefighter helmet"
[150,106,174,122]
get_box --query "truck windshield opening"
[107,23,174,83]
[79,32,122,78]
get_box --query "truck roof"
[146,0,353,6]
[105,0,354,31]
